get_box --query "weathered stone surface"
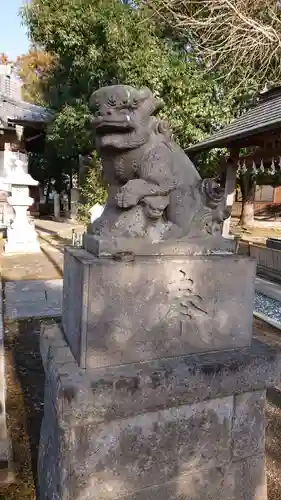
[38,387,67,500]
[62,248,255,369]
[67,397,233,498]
[39,420,266,500]
[115,456,266,500]
[232,391,266,459]
[41,323,281,427]
[232,455,267,500]
[38,321,277,500]
[115,468,235,500]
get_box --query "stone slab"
[41,323,281,426]
[62,249,89,366]
[5,279,63,320]
[83,233,235,257]
[62,247,256,369]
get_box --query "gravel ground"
[2,317,281,500]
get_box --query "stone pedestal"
[62,248,255,369]
[4,159,40,254]
[38,247,281,500]
[70,187,79,219]
[53,192,60,220]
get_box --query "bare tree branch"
[141,0,281,86]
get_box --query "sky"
[0,0,30,61]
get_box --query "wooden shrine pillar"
[222,150,239,238]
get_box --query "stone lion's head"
[89,85,164,150]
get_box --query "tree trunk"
[238,172,256,228]
[45,177,52,204]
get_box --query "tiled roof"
[187,92,281,153]
[0,96,53,127]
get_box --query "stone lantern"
[4,158,40,254]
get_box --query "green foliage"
[29,146,77,193]
[77,153,107,223]
[22,0,237,182]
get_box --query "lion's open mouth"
[95,122,134,135]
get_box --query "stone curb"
[5,310,62,323]
[253,311,281,332]
[255,277,281,302]
[254,276,281,333]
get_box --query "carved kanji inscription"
[168,269,209,334]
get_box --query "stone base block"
[4,237,41,254]
[37,323,281,500]
[4,221,41,254]
[62,247,256,369]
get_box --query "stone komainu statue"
[88,85,229,243]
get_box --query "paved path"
[0,218,85,282]
[1,248,64,281]
[35,218,85,239]
[4,279,63,320]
